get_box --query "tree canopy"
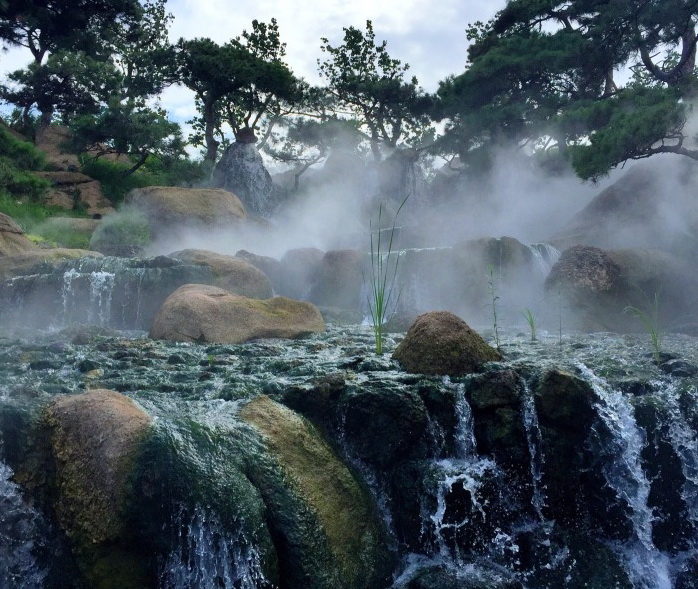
[436,0,698,179]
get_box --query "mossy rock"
[393,311,501,376]
[240,395,394,589]
[150,284,325,344]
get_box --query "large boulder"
[546,245,697,332]
[309,249,365,310]
[127,186,246,239]
[211,142,279,217]
[0,248,102,280]
[549,161,698,257]
[169,249,273,299]
[0,212,39,256]
[239,396,394,589]
[279,247,325,299]
[393,311,502,376]
[150,284,325,344]
[40,389,153,587]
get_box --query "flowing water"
[0,324,696,588]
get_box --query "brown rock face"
[35,171,115,217]
[392,311,501,376]
[0,212,39,256]
[169,248,273,299]
[546,246,620,294]
[43,390,152,544]
[150,284,325,344]
[128,186,247,238]
[309,249,365,309]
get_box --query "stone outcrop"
[240,396,393,589]
[35,171,115,217]
[279,247,325,300]
[309,249,365,309]
[211,142,279,217]
[169,249,273,299]
[549,162,698,257]
[546,245,697,333]
[0,212,39,256]
[393,311,502,376]
[127,186,246,239]
[0,248,102,280]
[150,284,325,344]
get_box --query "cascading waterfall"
[159,505,268,589]
[521,382,546,521]
[579,363,672,589]
[528,242,561,277]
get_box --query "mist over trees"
[0,0,696,183]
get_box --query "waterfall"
[159,505,268,589]
[528,243,561,277]
[521,381,546,520]
[0,460,47,589]
[579,363,672,589]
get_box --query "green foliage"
[623,292,662,364]
[522,308,537,342]
[436,0,698,176]
[89,208,151,251]
[0,125,49,200]
[318,20,434,160]
[0,193,85,232]
[365,196,408,355]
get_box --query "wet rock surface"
[0,326,696,588]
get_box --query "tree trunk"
[203,98,220,165]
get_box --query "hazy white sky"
[1,0,505,123]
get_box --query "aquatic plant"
[488,263,501,350]
[365,196,408,355]
[624,291,662,364]
[522,308,537,342]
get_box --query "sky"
[1,0,506,124]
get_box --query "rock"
[34,125,81,171]
[150,284,325,344]
[0,249,102,280]
[309,249,365,310]
[169,249,273,299]
[549,161,698,258]
[279,247,325,299]
[127,186,246,239]
[546,245,697,333]
[240,396,394,589]
[211,142,279,217]
[34,171,115,217]
[40,389,152,587]
[235,249,283,291]
[0,212,39,256]
[393,311,502,376]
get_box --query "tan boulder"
[169,248,273,299]
[34,171,115,217]
[0,212,39,256]
[393,311,502,376]
[150,284,325,344]
[42,389,152,544]
[240,396,393,588]
[128,186,246,238]
[0,249,102,280]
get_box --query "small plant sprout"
[623,291,662,364]
[365,195,408,355]
[522,308,537,342]
[557,285,563,346]
[488,263,501,350]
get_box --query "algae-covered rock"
[240,395,394,589]
[41,389,152,588]
[150,284,325,344]
[393,311,501,376]
[169,248,273,299]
